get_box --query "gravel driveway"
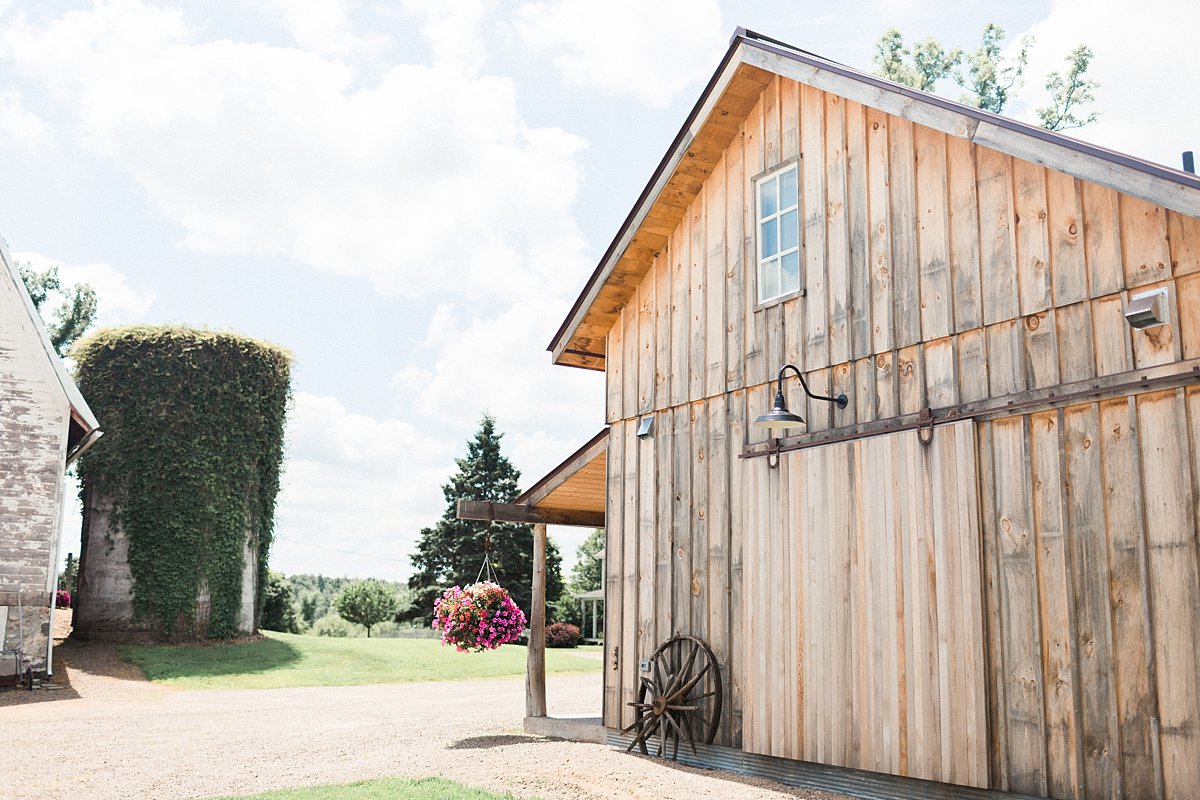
[0,641,846,800]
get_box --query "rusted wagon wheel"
[622,634,722,760]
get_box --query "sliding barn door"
[743,421,987,788]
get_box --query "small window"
[756,163,801,303]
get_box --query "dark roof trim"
[548,27,1200,360]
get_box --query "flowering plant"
[55,589,71,609]
[432,582,527,653]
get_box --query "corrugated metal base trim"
[607,731,1041,800]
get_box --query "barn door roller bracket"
[917,407,935,446]
[766,437,782,469]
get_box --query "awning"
[456,429,607,528]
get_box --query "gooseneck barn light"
[754,364,849,429]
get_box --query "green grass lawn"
[121,631,602,690]
[209,776,536,799]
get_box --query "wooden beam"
[527,523,548,718]
[455,500,604,528]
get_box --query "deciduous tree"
[872,23,1097,130]
[1037,45,1100,131]
[17,263,98,356]
[334,579,398,638]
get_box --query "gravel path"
[0,641,848,800]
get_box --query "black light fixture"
[754,363,848,429]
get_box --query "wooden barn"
[0,239,101,684]
[536,28,1200,800]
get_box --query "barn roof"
[0,237,101,461]
[549,27,1200,371]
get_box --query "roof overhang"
[0,236,102,462]
[548,28,1200,372]
[456,429,608,529]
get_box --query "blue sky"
[2,0,1195,581]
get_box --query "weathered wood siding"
[0,263,71,675]
[604,76,1200,430]
[601,72,1200,798]
[977,389,1200,800]
[742,420,987,787]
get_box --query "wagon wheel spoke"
[626,713,659,751]
[671,661,711,703]
[663,640,700,700]
[621,709,649,734]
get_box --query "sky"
[2,0,1196,583]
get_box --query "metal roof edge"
[548,27,1200,367]
[739,29,1200,194]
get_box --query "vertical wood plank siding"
[600,74,1200,798]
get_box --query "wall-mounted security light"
[636,417,654,439]
[1125,287,1169,330]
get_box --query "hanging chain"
[475,521,497,584]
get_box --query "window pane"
[780,209,798,252]
[759,177,778,218]
[761,218,778,258]
[763,258,780,299]
[782,251,800,292]
[779,167,798,209]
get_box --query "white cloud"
[515,0,725,107]
[404,298,604,434]
[13,251,155,326]
[400,0,494,75]
[1013,0,1200,169]
[0,1,589,302]
[273,392,457,581]
[0,90,49,148]
[257,0,388,60]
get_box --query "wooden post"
[527,523,548,718]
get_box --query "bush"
[312,614,359,638]
[545,622,580,648]
[55,589,71,609]
[261,572,301,633]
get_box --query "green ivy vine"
[74,326,291,639]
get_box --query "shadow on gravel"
[0,641,85,707]
[448,735,546,750]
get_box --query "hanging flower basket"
[432,582,527,653]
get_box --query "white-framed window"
[756,163,801,304]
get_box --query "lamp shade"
[754,390,805,429]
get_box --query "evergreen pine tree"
[401,415,563,625]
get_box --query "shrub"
[55,589,71,609]
[312,614,359,638]
[261,572,300,633]
[545,622,580,648]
